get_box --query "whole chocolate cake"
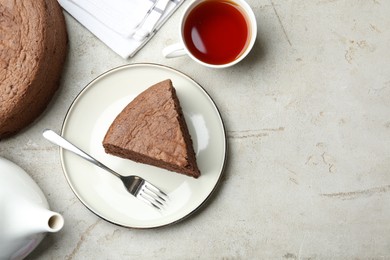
[103,79,201,178]
[0,0,68,139]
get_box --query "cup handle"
[162,42,187,58]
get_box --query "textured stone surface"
[1,0,389,259]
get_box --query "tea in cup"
[162,0,257,68]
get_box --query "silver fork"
[42,129,168,210]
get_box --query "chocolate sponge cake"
[103,79,200,178]
[0,0,68,139]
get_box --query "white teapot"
[0,157,64,260]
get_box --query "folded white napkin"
[58,0,184,58]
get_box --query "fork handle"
[42,129,121,179]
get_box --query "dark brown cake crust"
[103,79,200,178]
[0,0,68,139]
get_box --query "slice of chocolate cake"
[103,79,200,178]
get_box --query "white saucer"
[60,63,227,228]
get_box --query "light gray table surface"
[1,0,390,259]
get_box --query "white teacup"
[163,0,257,68]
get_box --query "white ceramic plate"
[60,63,227,228]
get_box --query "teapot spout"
[11,198,64,236]
[0,197,64,260]
[35,208,64,234]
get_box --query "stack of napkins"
[58,0,184,58]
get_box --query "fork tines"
[137,181,169,210]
